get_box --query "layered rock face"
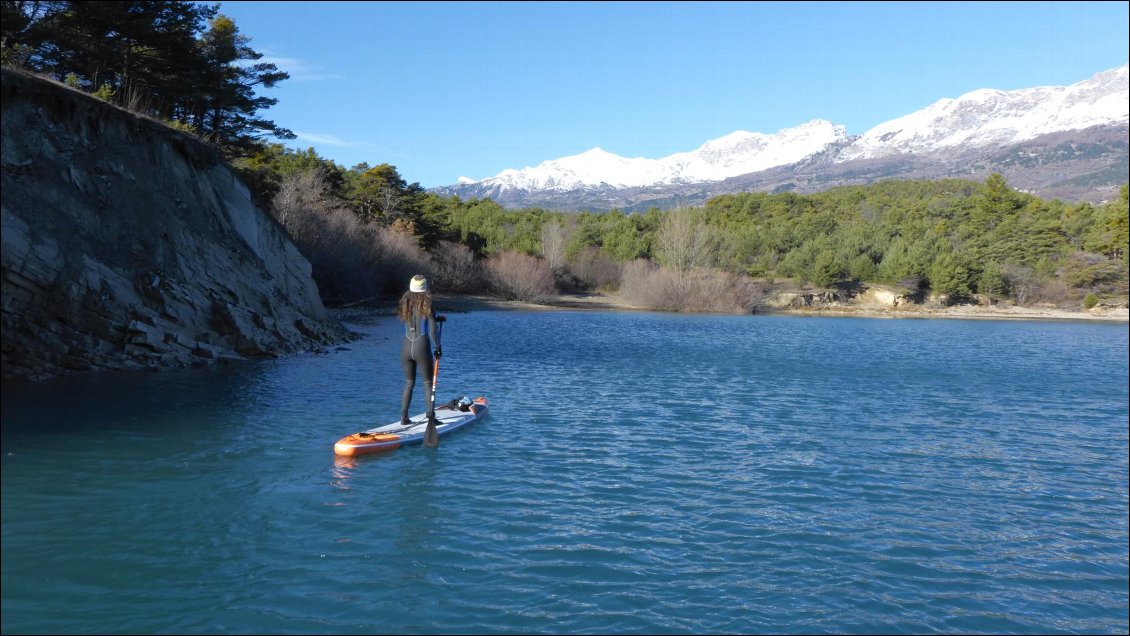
[1,69,351,381]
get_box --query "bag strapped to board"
[443,396,474,412]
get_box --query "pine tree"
[195,13,293,152]
[3,1,292,153]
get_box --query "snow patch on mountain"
[441,64,1128,203]
[839,65,1129,160]
[464,119,848,191]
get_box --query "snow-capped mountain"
[436,65,1129,209]
[838,65,1128,161]
[461,119,848,191]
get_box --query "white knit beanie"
[409,275,428,292]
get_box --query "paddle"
[423,315,445,447]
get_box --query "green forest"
[3,1,1128,312]
[246,142,1129,312]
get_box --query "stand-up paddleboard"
[334,396,488,456]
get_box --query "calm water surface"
[2,311,1128,634]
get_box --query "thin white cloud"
[294,131,378,149]
[255,55,343,81]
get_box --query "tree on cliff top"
[195,13,293,151]
[0,0,293,153]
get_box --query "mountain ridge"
[435,65,1129,210]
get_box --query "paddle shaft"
[423,315,445,447]
[430,315,445,406]
[430,358,439,407]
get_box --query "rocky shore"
[2,68,351,382]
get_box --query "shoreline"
[412,293,1129,323]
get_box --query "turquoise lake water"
[2,310,1128,634]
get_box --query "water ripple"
[3,312,1127,634]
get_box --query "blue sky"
[211,1,1129,188]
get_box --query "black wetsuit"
[400,309,441,422]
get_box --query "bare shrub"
[1001,264,1041,306]
[540,221,569,274]
[373,227,429,296]
[430,240,485,293]
[1058,251,1129,294]
[1030,277,1075,307]
[271,168,428,304]
[484,251,556,302]
[620,259,682,311]
[675,267,762,313]
[998,263,1085,307]
[303,207,383,304]
[567,246,622,291]
[272,168,331,226]
[620,260,759,313]
[654,207,716,273]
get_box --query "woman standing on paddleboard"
[398,275,442,427]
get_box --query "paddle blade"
[423,420,439,447]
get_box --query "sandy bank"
[422,293,1129,323]
[769,303,1129,322]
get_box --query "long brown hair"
[397,291,432,322]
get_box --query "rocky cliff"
[1,68,351,381]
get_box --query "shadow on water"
[0,362,275,449]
